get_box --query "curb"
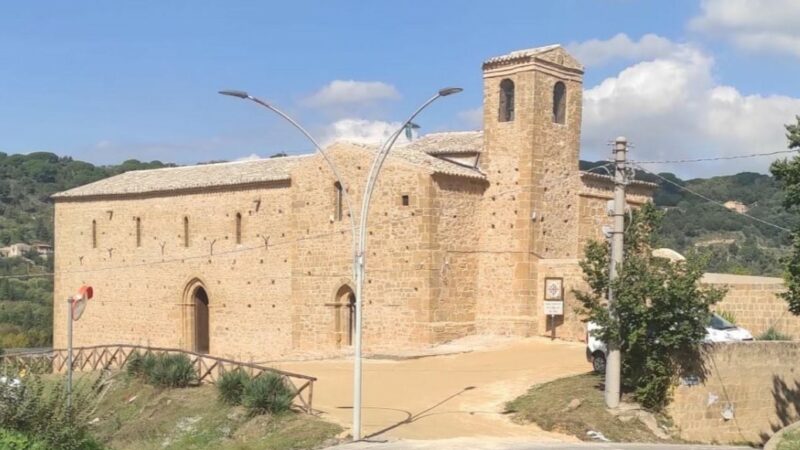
[765,420,800,450]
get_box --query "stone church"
[52,45,655,360]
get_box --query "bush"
[0,428,48,450]
[716,310,737,325]
[0,375,105,450]
[241,372,295,416]
[217,369,250,406]
[126,352,197,388]
[758,327,792,341]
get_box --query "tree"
[576,202,724,409]
[770,116,800,314]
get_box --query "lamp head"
[438,87,463,97]
[218,90,250,99]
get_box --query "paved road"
[325,438,754,450]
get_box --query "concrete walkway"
[275,337,589,441]
[325,438,753,450]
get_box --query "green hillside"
[581,161,796,276]
[0,152,171,348]
[0,152,794,349]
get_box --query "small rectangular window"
[334,183,343,221]
[92,220,97,249]
[401,195,410,206]
[183,216,190,247]
[135,217,142,247]
[235,213,242,244]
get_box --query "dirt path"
[276,337,588,441]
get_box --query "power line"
[632,149,799,165]
[632,163,792,232]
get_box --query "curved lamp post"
[220,87,463,440]
[218,90,359,282]
[352,87,462,439]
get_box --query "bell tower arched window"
[498,79,515,122]
[553,81,566,124]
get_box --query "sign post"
[544,278,564,341]
[67,285,92,409]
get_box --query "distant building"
[52,44,656,360]
[0,242,53,259]
[723,200,749,214]
[32,242,54,259]
[0,243,32,258]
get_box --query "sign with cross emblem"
[544,277,564,340]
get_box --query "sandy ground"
[275,337,589,441]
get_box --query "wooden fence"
[0,344,316,413]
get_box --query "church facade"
[52,45,655,361]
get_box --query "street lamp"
[220,86,463,441]
[218,90,359,282]
[352,86,462,439]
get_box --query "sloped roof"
[53,138,486,199]
[52,155,307,199]
[385,143,484,179]
[483,44,562,65]
[406,131,483,155]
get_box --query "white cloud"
[567,33,686,67]
[321,118,418,147]
[456,107,483,129]
[580,40,800,176]
[690,0,800,57]
[304,80,400,109]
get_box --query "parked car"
[586,313,753,373]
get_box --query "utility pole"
[605,136,627,408]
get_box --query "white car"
[586,313,753,373]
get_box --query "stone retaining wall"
[669,342,800,445]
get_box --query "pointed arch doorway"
[333,284,355,348]
[182,280,210,354]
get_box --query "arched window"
[183,216,190,247]
[235,213,242,244]
[553,81,566,124]
[92,220,97,249]
[135,217,142,247]
[499,79,515,122]
[334,182,343,221]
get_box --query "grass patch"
[90,374,340,450]
[759,327,793,341]
[505,373,680,443]
[778,429,800,450]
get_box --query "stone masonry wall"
[54,143,489,362]
[428,174,487,341]
[53,182,295,362]
[669,342,800,445]
[703,274,798,339]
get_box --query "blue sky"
[1,1,799,177]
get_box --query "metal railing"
[0,344,316,413]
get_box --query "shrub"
[0,375,105,450]
[148,354,196,388]
[126,352,197,388]
[217,369,250,406]
[758,327,792,341]
[0,428,48,450]
[241,372,295,416]
[125,352,144,378]
[716,310,737,325]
